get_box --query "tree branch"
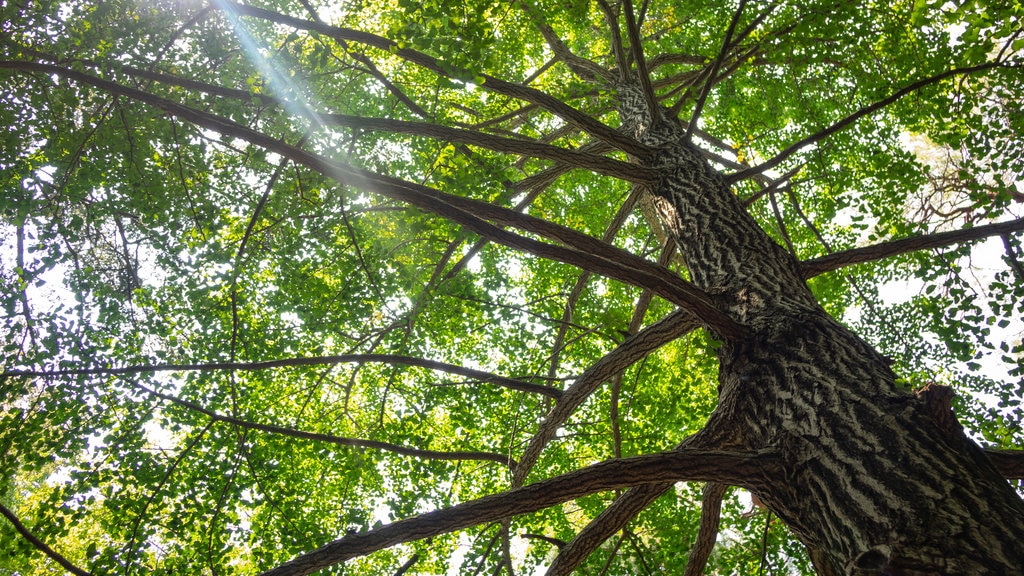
[0,502,94,576]
[0,60,746,338]
[682,482,728,576]
[2,353,560,398]
[622,0,658,117]
[986,449,1024,480]
[544,482,671,576]
[218,1,653,159]
[515,309,701,485]
[258,449,780,576]
[516,0,615,85]
[320,114,654,182]
[596,0,630,82]
[799,217,1024,278]
[686,0,745,141]
[727,62,1001,183]
[129,379,519,467]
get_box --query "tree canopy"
[1,0,1023,574]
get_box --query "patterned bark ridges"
[615,78,1024,574]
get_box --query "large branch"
[514,309,701,485]
[682,482,728,576]
[727,61,1001,183]
[3,353,561,398]
[258,448,780,576]
[987,449,1024,480]
[621,0,658,117]
[544,482,672,576]
[0,60,745,338]
[219,1,653,160]
[799,217,1024,278]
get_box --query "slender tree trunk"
[617,81,1024,575]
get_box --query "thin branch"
[3,353,561,398]
[799,217,1024,278]
[1001,233,1024,284]
[757,511,773,575]
[622,0,658,117]
[258,448,781,576]
[516,0,615,84]
[320,114,653,182]
[647,52,709,71]
[521,532,567,548]
[128,379,518,467]
[686,0,746,141]
[741,163,804,206]
[545,184,646,397]
[0,503,94,576]
[727,62,1001,183]
[125,419,215,567]
[393,553,420,576]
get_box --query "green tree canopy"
[1,0,1023,574]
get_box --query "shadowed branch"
[258,448,781,576]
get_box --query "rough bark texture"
[617,80,1024,575]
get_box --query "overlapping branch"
[727,61,1002,184]
[257,448,780,576]
[4,353,561,398]
[0,504,93,576]
[319,114,654,182]
[218,1,654,160]
[0,60,745,338]
[799,217,1024,278]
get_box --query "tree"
[1,0,1023,574]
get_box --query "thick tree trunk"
[617,82,1024,574]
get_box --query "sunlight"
[214,0,325,131]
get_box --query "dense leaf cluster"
[1,0,1022,574]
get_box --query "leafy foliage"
[1,0,1022,574]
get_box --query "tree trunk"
[617,82,1024,575]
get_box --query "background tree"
[2,0,1024,574]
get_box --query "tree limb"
[545,482,671,576]
[799,217,1024,278]
[515,309,701,485]
[218,1,653,159]
[516,0,615,85]
[0,60,745,338]
[2,353,560,398]
[622,0,658,117]
[131,379,519,467]
[258,449,780,576]
[682,482,728,576]
[727,62,1001,183]
[320,114,653,182]
[0,502,94,576]
[686,0,745,141]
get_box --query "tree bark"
[617,80,1024,575]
